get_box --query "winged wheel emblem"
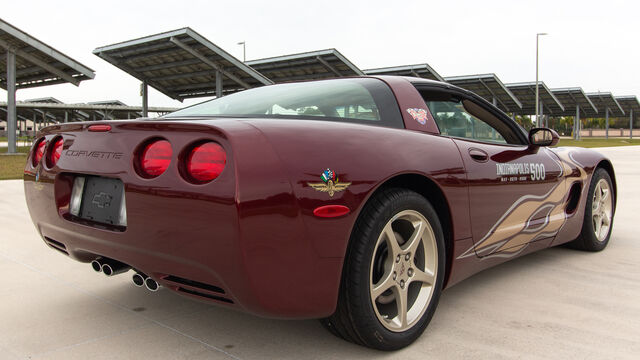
[308,169,351,197]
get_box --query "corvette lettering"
[496,162,545,181]
[64,150,123,160]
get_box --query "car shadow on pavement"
[75,245,588,359]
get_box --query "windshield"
[164,78,404,128]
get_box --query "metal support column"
[574,105,580,140]
[539,101,545,128]
[141,81,149,117]
[32,113,36,138]
[64,111,68,123]
[631,109,634,140]
[491,97,497,139]
[6,50,17,153]
[605,107,609,139]
[216,70,223,98]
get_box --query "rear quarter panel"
[236,119,471,314]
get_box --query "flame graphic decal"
[458,149,587,259]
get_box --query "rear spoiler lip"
[36,118,235,137]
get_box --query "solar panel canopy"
[0,100,176,123]
[0,18,95,89]
[246,49,364,83]
[615,96,640,119]
[505,82,564,115]
[586,93,625,117]
[93,28,273,100]
[551,88,598,117]
[364,64,444,81]
[444,74,522,113]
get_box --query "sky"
[1,0,639,109]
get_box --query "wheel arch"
[352,173,454,288]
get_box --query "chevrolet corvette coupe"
[24,76,616,350]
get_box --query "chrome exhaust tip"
[91,259,102,273]
[101,259,130,277]
[132,272,146,287]
[145,277,161,292]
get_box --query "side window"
[425,99,507,144]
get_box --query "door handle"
[468,148,489,162]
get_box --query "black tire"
[569,168,615,251]
[320,188,446,350]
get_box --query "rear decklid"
[24,118,242,257]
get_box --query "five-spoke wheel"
[570,168,615,251]
[321,188,445,350]
[370,210,438,332]
[591,178,613,242]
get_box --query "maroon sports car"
[24,76,616,350]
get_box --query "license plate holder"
[77,176,125,226]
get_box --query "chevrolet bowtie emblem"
[308,168,351,197]
[91,192,113,208]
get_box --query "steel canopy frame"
[0,101,177,113]
[505,82,565,121]
[1,18,95,153]
[363,63,444,81]
[586,92,625,139]
[88,100,143,120]
[0,100,176,131]
[444,73,523,113]
[93,27,273,115]
[615,96,639,139]
[246,49,364,83]
[551,87,598,140]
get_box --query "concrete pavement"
[1,146,639,359]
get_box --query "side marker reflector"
[313,205,350,218]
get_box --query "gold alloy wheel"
[369,210,438,332]
[592,178,613,242]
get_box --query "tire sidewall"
[346,189,446,350]
[581,168,615,251]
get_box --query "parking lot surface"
[1,146,639,359]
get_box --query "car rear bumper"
[25,174,342,319]
[23,120,344,319]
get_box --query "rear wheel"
[570,168,615,251]
[321,188,445,350]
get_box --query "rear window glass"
[164,78,404,128]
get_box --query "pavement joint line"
[0,251,243,360]
[28,323,152,359]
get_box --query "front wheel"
[569,168,615,251]
[321,188,445,350]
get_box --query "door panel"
[453,139,565,257]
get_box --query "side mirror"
[529,128,559,147]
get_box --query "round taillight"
[47,137,64,168]
[140,140,172,177]
[32,139,47,167]
[186,142,226,183]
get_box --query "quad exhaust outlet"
[102,260,130,276]
[91,259,160,292]
[90,257,131,276]
[132,272,146,287]
[144,277,161,292]
[132,271,161,292]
